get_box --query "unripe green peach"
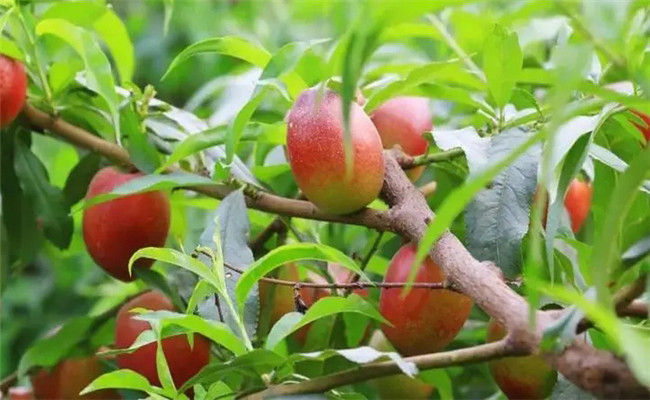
[487,319,557,399]
[371,97,432,181]
[379,243,472,356]
[286,88,385,214]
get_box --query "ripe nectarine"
[487,320,557,399]
[82,167,170,281]
[115,291,210,389]
[380,243,472,356]
[286,88,384,214]
[371,97,432,181]
[0,55,27,127]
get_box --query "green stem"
[427,14,486,83]
[410,148,464,167]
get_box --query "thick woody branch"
[248,340,514,399]
[23,104,393,231]
[22,105,650,398]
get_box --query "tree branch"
[247,340,514,399]
[22,104,649,399]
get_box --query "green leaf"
[364,61,470,112]
[18,317,93,377]
[197,191,258,343]
[413,128,546,280]
[81,370,160,396]
[157,125,227,172]
[129,247,220,289]
[62,152,100,206]
[291,346,417,377]
[620,324,650,387]
[225,88,268,165]
[162,36,271,81]
[134,268,185,311]
[235,243,369,313]
[466,129,541,277]
[122,103,161,173]
[35,19,121,142]
[591,145,650,306]
[1,129,42,265]
[75,171,219,211]
[14,139,73,249]
[180,349,286,392]
[430,127,489,175]
[40,1,134,82]
[265,295,388,349]
[153,323,176,395]
[135,310,248,356]
[483,24,523,109]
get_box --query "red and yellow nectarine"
[380,243,472,356]
[82,167,170,281]
[286,88,384,214]
[0,55,27,127]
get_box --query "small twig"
[249,217,287,255]
[0,373,17,394]
[399,148,465,169]
[418,181,438,198]
[613,276,647,313]
[246,340,514,398]
[617,300,648,319]
[223,261,450,291]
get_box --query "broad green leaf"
[620,324,650,387]
[122,103,161,173]
[413,128,547,280]
[35,19,121,141]
[291,346,417,377]
[129,247,220,289]
[41,1,134,81]
[75,171,219,211]
[81,370,160,396]
[364,61,469,112]
[430,127,489,176]
[225,88,268,165]
[591,145,650,306]
[17,317,93,377]
[197,191,258,344]
[157,125,227,172]
[14,139,73,249]
[380,23,442,43]
[466,129,541,277]
[153,323,176,395]
[134,311,247,356]
[162,36,271,81]
[265,295,388,349]
[483,24,523,109]
[180,349,286,392]
[62,152,100,206]
[186,280,215,314]
[235,243,369,313]
[1,130,42,266]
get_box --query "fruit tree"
[1,1,649,399]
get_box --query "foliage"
[1,0,649,399]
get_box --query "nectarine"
[0,55,27,127]
[371,97,432,181]
[115,291,210,389]
[380,243,472,356]
[286,88,384,214]
[82,167,170,281]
